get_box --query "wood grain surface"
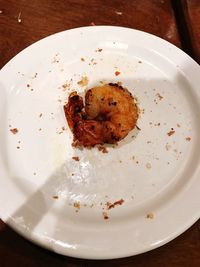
[181,0,200,63]
[0,0,200,266]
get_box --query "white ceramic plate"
[0,26,200,259]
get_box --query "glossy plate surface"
[0,26,200,259]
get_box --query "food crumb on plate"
[73,202,80,211]
[95,48,103,52]
[165,143,171,151]
[106,199,124,210]
[146,163,152,169]
[102,212,109,220]
[97,145,108,153]
[146,212,154,219]
[72,156,80,161]
[32,73,38,79]
[10,128,18,134]
[167,130,175,136]
[62,82,71,90]
[52,195,59,199]
[115,71,120,76]
[185,137,191,141]
[81,57,85,61]
[77,76,89,87]
[156,93,163,100]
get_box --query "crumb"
[147,141,151,144]
[62,83,70,90]
[167,130,175,136]
[33,172,36,175]
[90,58,97,65]
[106,199,124,210]
[71,173,74,176]
[32,73,38,79]
[53,196,58,199]
[146,163,151,169]
[10,128,18,134]
[102,212,109,220]
[27,84,30,88]
[18,141,21,144]
[16,146,20,149]
[38,128,42,131]
[72,156,80,161]
[165,144,171,151]
[115,71,120,76]
[77,76,89,87]
[136,125,141,131]
[52,56,59,63]
[39,113,42,118]
[177,123,181,128]
[136,161,139,164]
[132,156,135,160]
[96,48,103,52]
[138,60,142,63]
[186,137,191,141]
[156,93,163,100]
[31,88,34,91]
[73,202,80,210]
[90,22,96,26]
[146,212,154,219]
[81,57,85,61]
[98,145,108,153]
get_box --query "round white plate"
[0,26,200,259]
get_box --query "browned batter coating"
[64,83,138,147]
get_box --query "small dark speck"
[138,60,142,63]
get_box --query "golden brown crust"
[64,84,138,147]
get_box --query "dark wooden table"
[0,1,200,266]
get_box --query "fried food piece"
[64,83,138,147]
